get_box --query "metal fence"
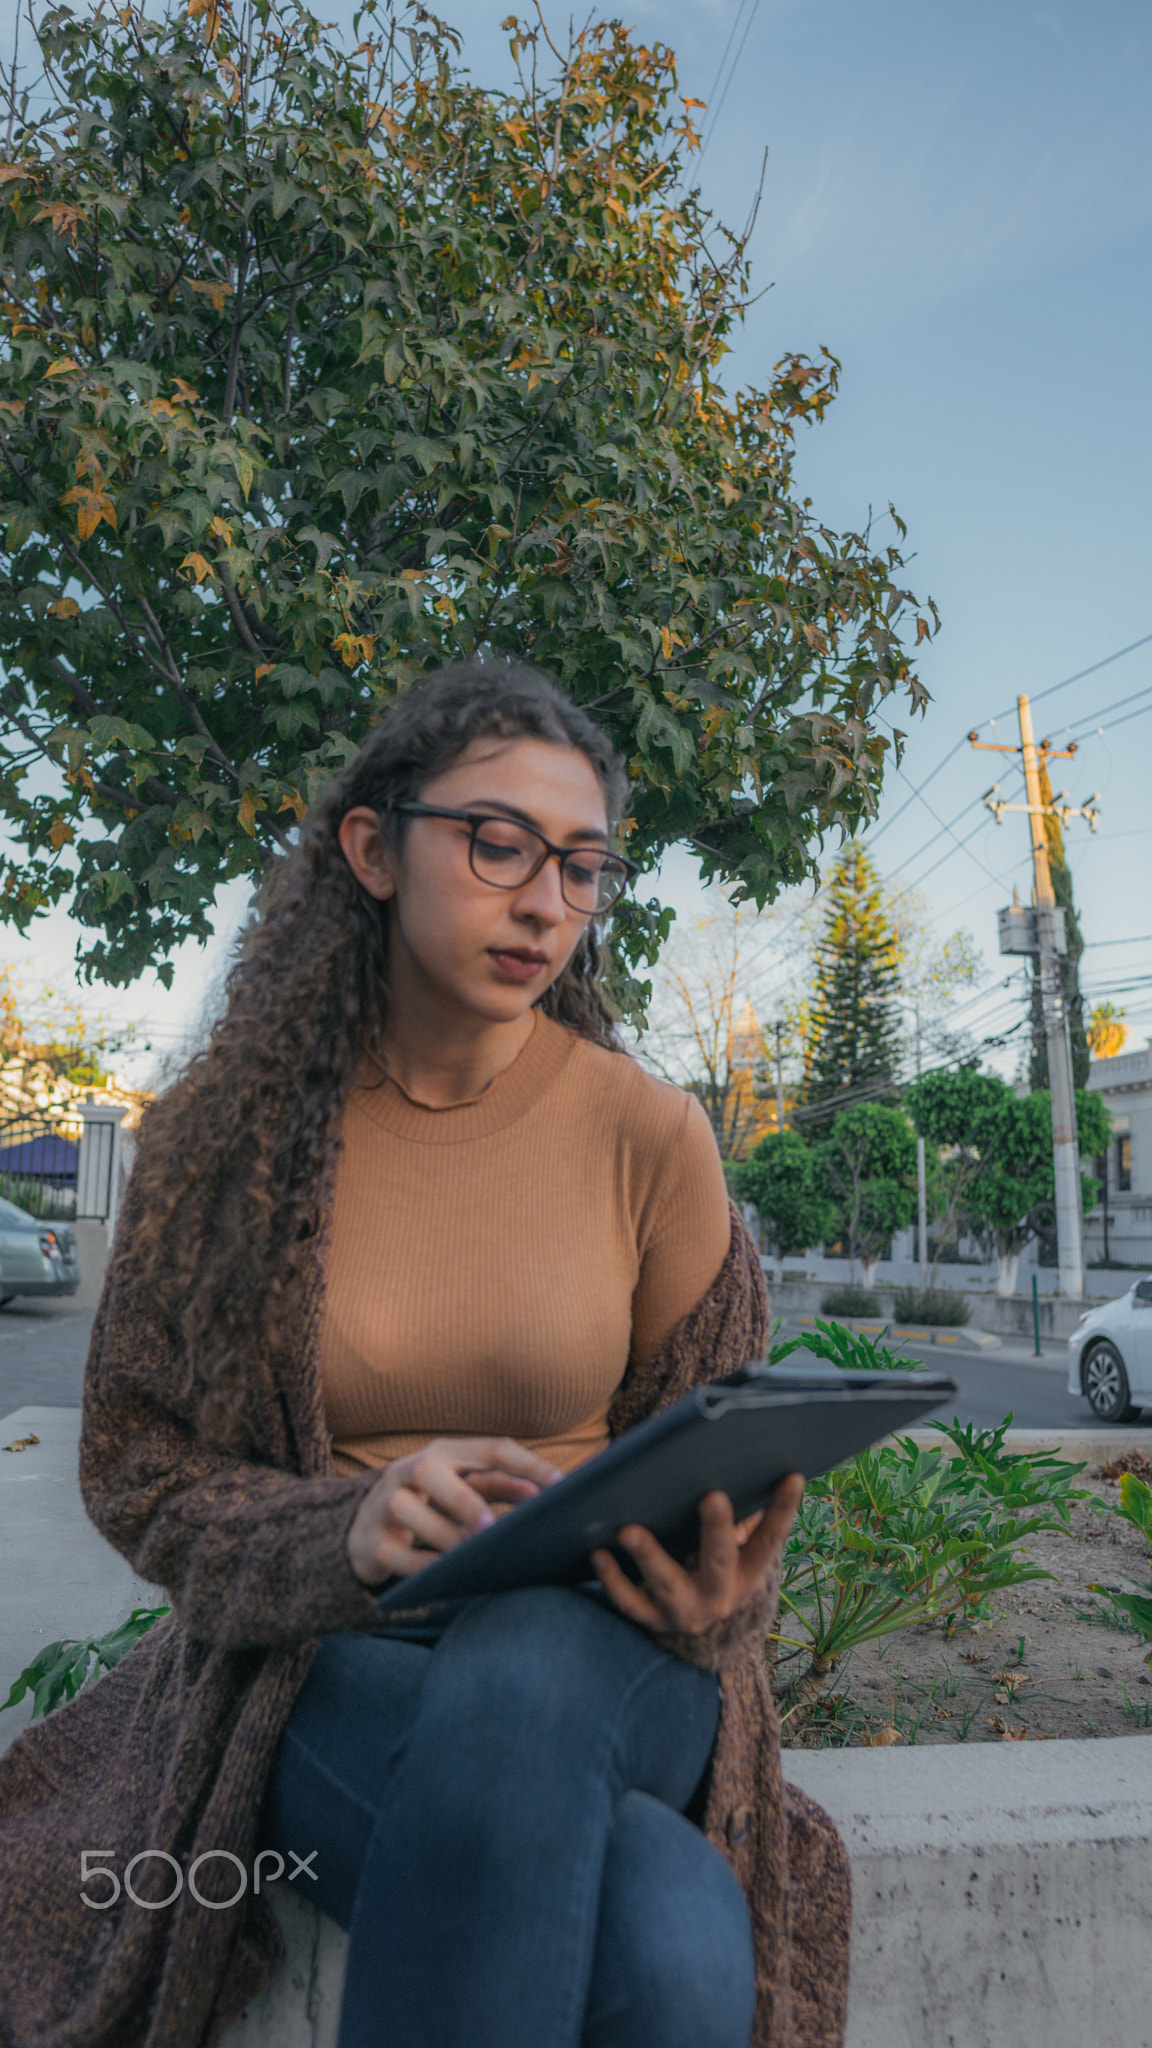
[1083,1198,1152,1276]
[0,1112,119,1223]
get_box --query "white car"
[1067,1275,1152,1422]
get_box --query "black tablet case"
[373,1358,956,1613]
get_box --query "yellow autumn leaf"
[718,480,740,506]
[237,790,257,836]
[48,596,81,618]
[254,662,275,682]
[0,399,24,420]
[33,203,86,246]
[47,816,74,851]
[278,788,307,821]
[209,515,232,544]
[46,357,81,377]
[0,164,35,185]
[659,626,673,661]
[60,484,117,541]
[171,378,200,404]
[179,552,215,584]
[190,278,234,313]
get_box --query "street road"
[0,1301,93,1424]
[0,1302,1112,1436]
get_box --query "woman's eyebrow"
[462,800,610,846]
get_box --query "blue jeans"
[257,1585,756,2048]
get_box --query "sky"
[3,0,1150,1085]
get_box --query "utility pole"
[910,1003,928,1286]
[970,698,1091,1299]
[772,1020,785,1132]
[1017,694,1084,1301]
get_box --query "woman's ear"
[338,806,397,900]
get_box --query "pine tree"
[1029,757,1090,1090]
[803,845,903,1123]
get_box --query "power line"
[984,630,1152,727]
[700,0,763,154]
[1065,680,1152,739]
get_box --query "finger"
[735,1510,765,1545]
[409,1462,502,1534]
[591,1548,667,1632]
[690,1492,741,1606]
[468,1473,544,1504]
[442,1438,564,1488]
[385,1486,484,1555]
[615,1525,700,1626]
[736,1473,805,1582]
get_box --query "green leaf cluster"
[809,1100,917,1271]
[905,1066,1111,1259]
[0,1604,170,1721]
[0,0,934,1000]
[774,1418,1088,1729]
[735,1127,831,1269]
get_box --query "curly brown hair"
[125,657,629,1452]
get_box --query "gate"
[0,1110,119,1223]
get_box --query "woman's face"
[340,736,612,1027]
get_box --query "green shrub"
[773,1418,1089,1732]
[893,1287,971,1326]
[819,1284,882,1318]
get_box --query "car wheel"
[1083,1341,1140,1423]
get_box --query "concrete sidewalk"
[0,1405,162,1754]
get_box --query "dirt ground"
[779,1464,1152,1749]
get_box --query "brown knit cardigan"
[0,1198,849,2048]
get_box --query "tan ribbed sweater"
[321,1013,732,1476]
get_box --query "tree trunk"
[996,1246,1021,1296]
[779,1652,839,1736]
[861,1257,880,1289]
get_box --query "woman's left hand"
[591,1473,804,1637]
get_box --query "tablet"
[373,1357,956,1613]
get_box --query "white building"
[1084,1039,1152,1270]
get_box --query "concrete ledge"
[785,1737,1152,2048]
[224,1738,1152,2048]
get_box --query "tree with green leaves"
[801,844,903,1121]
[810,1101,916,1285]
[0,0,933,1008]
[736,1126,832,1284]
[905,1066,1111,1295]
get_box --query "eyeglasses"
[389,803,638,914]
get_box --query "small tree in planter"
[811,1102,916,1286]
[737,1128,831,1285]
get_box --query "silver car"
[0,1195,81,1305]
[1067,1274,1152,1422]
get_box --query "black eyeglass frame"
[388,801,639,912]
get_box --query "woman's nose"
[514,854,568,923]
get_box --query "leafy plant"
[1,1605,170,1722]
[1091,1473,1152,1664]
[810,1103,917,1283]
[770,1313,913,1373]
[818,1284,882,1319]
[738,1128,832,1284]
[0,0,934,1006]
[893,1286,970,1326]
[772,1418,1088,1732]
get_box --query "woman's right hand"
[346,1436,563,1588]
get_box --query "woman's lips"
[488,949,548,983]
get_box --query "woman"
[0,659,849,2048]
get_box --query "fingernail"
[476,1507,495,1529]
[546,1469,564,1485]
